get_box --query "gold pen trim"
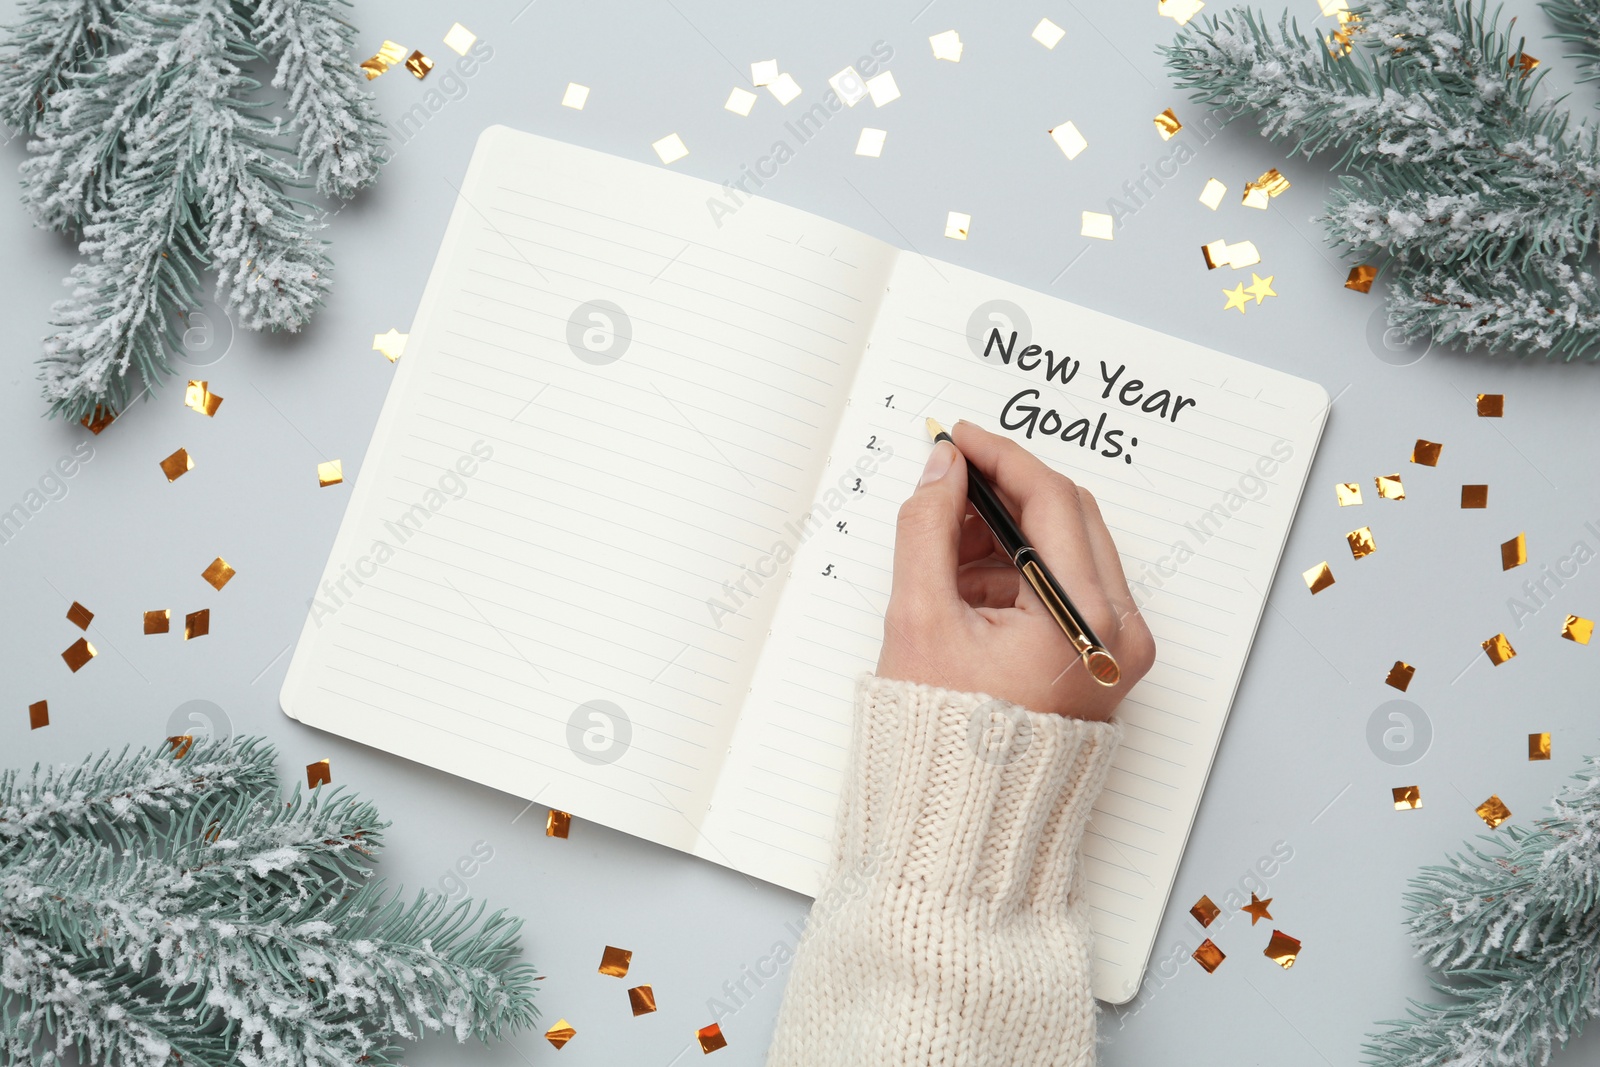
[1021,559,1121,687]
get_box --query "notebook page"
[281,127,897,853]
[702,254,1328,1003]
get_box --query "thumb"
[889,440,969,612]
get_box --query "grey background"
[3,1,1597,1063]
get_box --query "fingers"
[1077,487,1138,625]
[956,562,1020,608]
[888,440,970,615]
[958,510,998,565]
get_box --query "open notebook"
[281,126,1329,1004]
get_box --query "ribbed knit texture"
[765,674,1123,1067]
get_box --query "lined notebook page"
[281,127,897,850]
[704,254,1328,1003]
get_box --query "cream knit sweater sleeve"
[765,674,1123,1067]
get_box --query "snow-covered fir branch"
[1388,256,1600,360]
[1544,0,1600,87]
[0,0,119,135]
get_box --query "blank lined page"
[281,127,897,850]
[702,254,1328,1004]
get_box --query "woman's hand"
[876,420,1155,720]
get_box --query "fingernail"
[920,441,954,486]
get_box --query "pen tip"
[925,417,946,440]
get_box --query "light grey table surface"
[4,1,1598,1064]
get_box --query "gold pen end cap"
[1085,648,1121,687]
[926,417,946,441]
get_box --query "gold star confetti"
[1190,895,1221,927]
[317,460,344,488]
[184,380,222,416]
[443,22,476,55]
[167,735,194,759]
[1393,785,1422,810]
[929,29,963,61]
[67,601,93,630]
[1482,632,1516,665]
[1462,484,1488,508]
[1501,533,1527,570]
[1411,439,1442,466]
[1154,108,1182,139]
[372,329,407,362]
[1081,211,1114,241]
[546,809,571,838]
[202,557,236,591]
[61,637,96,672]
[1336,482,1363,506]
[81,406,116,434]
[1050,121,1088,160]
[1222,283,1251,314]
[750,59,778,86]
[545,1019,577,1050]
[1563,615,1593,644]
[1264,929,1302,969]
[184,609,210,640]
[1199,178,1227,210]
[404,50,433,79]
[1476,393,1504,417]
[561,82,590,109]
[1385,661,1415,692]
[629,985,658,1016]
[855,128,886,157]
[865,71,900,106]
[1241,893,1273,925]
[359,40,407,80]
[307,759,332,789]
[652,133,689,165]
[1192,939,1225,973]
[697,1022,728,1053]
[1246,272,1277,303]
[724,87,756,116]
[1032,17,1065,48]
[1303,561,1335,594]
[1529,732,1552,760]
[1375,473,1405,500]
[160,447,194,482]
[599,945,633,977]
[144,609,170,635]
[1241,183,1270,210]
[1347,526,1376,559]
[1159,0,1206,26]
[766,72,802,105]
[29,700,48,730]
[1476,794,1512,829]
[945,211,971,240]
[1346,264,1377,293]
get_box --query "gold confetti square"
[1346,265,1377,293]
[1159,0,1206,26]
[1032,17,1065,48]
[202,557,235,591]
[318,460,344,488]
[307,759,332,789]
[372,329,407,362]
[1461,484,1488,509]
[167,735,194,759]
[1476,393,1504,417]
[1476,794,1512,829]
[628,984,658,1015]
[184,380,222,416]
[855,128,886,157]
[1303,561,1335,594]
[1562,615,1593,644]
[828,66,868,106]
[1154,108,1182,139]
[1201,239,1230,269]
[945,211,971,240]
[1264,929,1302,969]
[184,609,210,640]
[1512,52,1539,74]
[929,29,963,62]
[1385,661,1415,692]
[160,447,194,482]
[360,40,407,80]
[1410,439,1442,466]
[1192,939,1225,973]
[443,22,477,55]
[1227,240,1261,268]
[1392,785,1422,810]
[1347,526,1376,559]
[1529,732,1551,760]
[1482,633,1516,665]
[697,1023,728,1053]
[1189,895,1221,927]
[599,945,632,977]
[561,82,590,109]
[750,59,778,86]
[404,50,433,79]
[1050,121,1088,160]
[547,809,571,838]
[1199,178,1227,210]
[865,71,900,106]
[1501,533,1526,570]
[766,72,801,105]
[1241,183,1270,210]
[545,1019,576,1050]
[81,406,116,434]
[61,637,96,672]
[1081,211,1114,241]
[652,133,689,165]
[724,87,757,116]
[67,601,93,630]
[1336,482,1363,506]
[1256,168,1290,196]
[29,700,48,730]
[144,609,170,635]
[1375,473,1405,500]
[1319,0,1350,13]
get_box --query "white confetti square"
[929,30,964,62]
[855,128,887,157]
[442,23,476,56]
[866,71,901,107]
[945,211,971,240]
[1050,121,1087,160]
[725,87,757,116]
[751,59,779,86]
[767,71,802,105]
[829,66,868,106]
[1082,211,1114,240]
[1033,18,1065,48]
[652,133,688,164]
[561,82,589,110]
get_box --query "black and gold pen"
[927,418,1121,687]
